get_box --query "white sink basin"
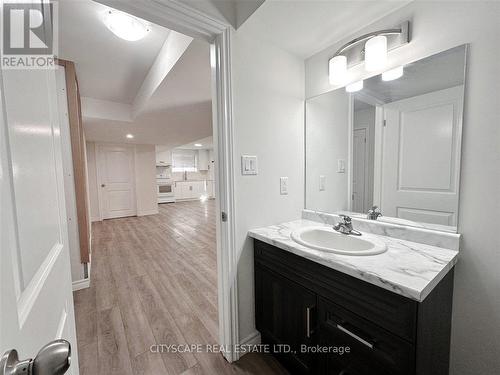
[291,226,387,256]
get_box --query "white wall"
[305,89,349,213]
[86,142,158,220]
[305,2,500,373]
[231,27,305,340]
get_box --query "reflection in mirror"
[305,45,467,233]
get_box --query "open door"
[0,45,79,375]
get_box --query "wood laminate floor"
[74,200,286,375]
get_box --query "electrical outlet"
[280,177,289,195]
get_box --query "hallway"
[74,200,285,375]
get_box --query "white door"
[352,128,368,213]
[381,86,464,227]
[0,56,79,373]
[97,144,136,219]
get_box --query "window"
[172,149,197,172]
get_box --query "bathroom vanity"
[250,218,459,375]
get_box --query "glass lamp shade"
[382,66,404,81]
[329,55,347,85]
[346,80,363,93]
[365,35,387,71]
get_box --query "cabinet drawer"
[318,297,415,375]
[255,240,417,342]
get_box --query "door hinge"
[352,194,355,200]
[383,119,387,127]
[221,211,228,222]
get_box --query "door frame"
[95,143,138,220]
[96,0,239,362]
[352,127,369,213]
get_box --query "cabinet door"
[317,297,414,375]
[255,264,317,374]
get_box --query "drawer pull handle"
[306,306,314,338]
[336,324,373,349]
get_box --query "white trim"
[95,0,239,363]
[137,208,159,217]
[347,95,354,211]
[239,330,261,347]
[72,278,90,291]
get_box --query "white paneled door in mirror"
[0,36,79,375]
[305,45,467,232]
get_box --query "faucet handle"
[338,214,352,223]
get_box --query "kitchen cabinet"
[174,181,207,200]
[254,240,454,375]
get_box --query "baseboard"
[137,209,159,216]
[72,278,90,291]
[239,330,261,346]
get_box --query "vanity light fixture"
[329,55,347,85]
[103,10,151,41]
[328,22,409,85]
[346,80,363,93]
[365,35,388,71]
[382,66,404,81]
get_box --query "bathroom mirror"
[305,45,467,232]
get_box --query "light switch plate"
[319,175,326,191]
[337,159,346,173]
[241,155,258,175]
[280,177,289,195]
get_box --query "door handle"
[101,184,105,188]
[0,339,71,375]
[336,324,374,349]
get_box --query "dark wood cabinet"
[254,239,454,375]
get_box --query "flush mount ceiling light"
[126,134,134,139]
[328,21,409,86]
[382,66,404,81]
[346,80,363,93]
[103,10,151,41]
[194,143,203,147]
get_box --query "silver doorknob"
[1,340,71,375]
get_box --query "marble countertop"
[248,219,459,302]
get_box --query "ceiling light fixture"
[365,35,388,71]
[126,134,134,139]
[382,66,404,81]
[327,22,409,86]
[346,80,363,93]
[194,143,203,147]
[103,10,150,41]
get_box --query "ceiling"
[176,136,214,150]
[358,45,466,104]
[239,0,412,58]
[83,39,212,148]
[58,0,170,103]
[58,0,213,148]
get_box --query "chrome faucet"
[333,215,362,236]
[367,206,382,220]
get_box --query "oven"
[157,179,175,203]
